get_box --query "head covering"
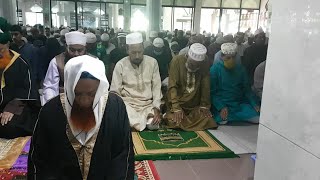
[150,31,158,38]
[65,31,87,46]
[235,32,245,37]
[215,37,224,44]
[77,28,84,33]
[85,32,97,44]
[60,29,69,36]
[254,28,265,36]
[64,55,109,145]
[85,30,90,34]
[153,38,164,48]
[170,41,179,52]
[205,32,211,37]
[221,43,237,56]
[223,35,234,43]
[117,32,127,38]
[101,33,110,42]
[186,30,191,35]
[188,43,207,62]
[0,17,11,44]
[191,31,197,36]
[126,32,143,45]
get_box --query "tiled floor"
[154,123,258,180]
[154,154,255,180]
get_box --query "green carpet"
[133,129,237,160]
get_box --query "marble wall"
[254,0,320,179]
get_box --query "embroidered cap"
[221,43,237,56]
[188,43,207,62]
[153,38,164,48]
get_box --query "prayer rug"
[135,160,160,180]
[0,137,30,169]
[133,129,237,160]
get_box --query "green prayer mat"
[133,129,237,160]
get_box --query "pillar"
[146,0,161,33]
[42,0,51,27]
[1,0,17,24]
[123,0,131,31]
[254,0,320,179]
[193,0,202,34]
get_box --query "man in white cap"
[42,31,87,105]
[111,32,162,131]
[185,30,191,38]
[58,28,69,47]
[100,33,116,55]
[109,32,128,81]
[210,43,260,125]
[242,28,268,85]
[144,37,172,81]
[144,30,158,48]
[213,35,242,65]
[85,32,98,57]
[179,35,203,56]
[164,32,173,44]
[164,43,217,131]
[96,33,116,78]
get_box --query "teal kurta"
[210,60,259,123]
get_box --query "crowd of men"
[0,16,268,179]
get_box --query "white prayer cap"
[86,32,97,44]
[188,43,207,62]
[65,31,87,46]
[186,30,191,35]
[101,33,110,41]
[205,32,212,37]
[60,29,69,36]
[150,31,158,38]
[221,43,237,56]
[191,31,197,36]
[126,32,143,45]
[153,38,164,48]
[78,28,84,33]
[215,37,224,44]
[254,28,265,36]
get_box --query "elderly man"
[0,17,39,138]
[144,31,158,48]
[242,29,268,85]
[97,33,115,77]
[28,55,134,179]
[164,43,217,131]
[42,31,87,105]
[210,43,260,125]
[111,32,162,131]
[109,33,128,81]
[144,38,172,81]
[86,32,98,56]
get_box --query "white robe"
[110,55,162,131]
[42,58,60,105]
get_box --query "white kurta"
[42,58,60,105]
[110,55,162,131]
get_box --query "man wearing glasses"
[42,31,87,105]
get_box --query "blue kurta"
[210,60,259,123]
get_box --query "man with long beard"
[28,55,134,179]
[42,31,87,105]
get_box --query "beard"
[70,102,96,132]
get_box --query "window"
[220,9,240,34]
[162,7,173,31]
[173,7,193,31]
[25,12,43,26]
[78,2,101,28]
[200,9,220,34]
[242,0,260,9]
[130,5,147,31]
[107,3,124,29]
[202,0,220,8]
[162,0,174,6]
[131,0,146,5]
[51,1,76,28]
[222,0,241,8]
[175,0,194,7]
[239,9,259,32]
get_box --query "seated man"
[28,55,134,179]
[164,43,217,131]
[110,32,162,131]
[0,17,39,138]
[42,31,87,105]
[252,60,266,99]
[144,38,172,81]
[210,43,260,125]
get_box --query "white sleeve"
[151,61,163,109]
[110,62,123,94]
[42,58,60,105]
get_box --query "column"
[254,0,320,179]
[193,0,202,34]
[123,0,131,31]
[42,0,51,27]
[146,0,161,32]
[1,0,17,24]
